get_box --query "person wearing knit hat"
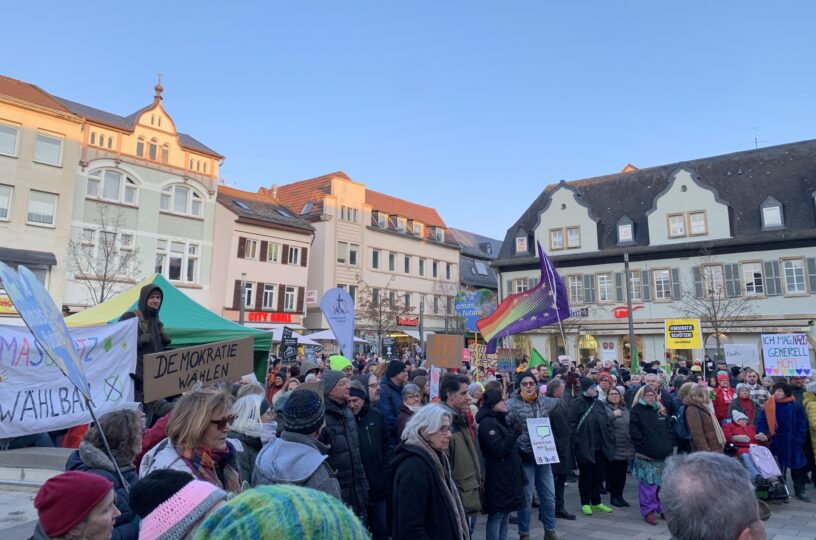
[378,359,409,446]
[253,389,342,500]
[321,369,347,399]
[713,370,736,423]
[597,372,614,402]
[33,471,119,540]
[131,470,228,540]
[329,354,355,376]
[193,484,369,540]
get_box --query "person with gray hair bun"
[396,383,422,439]
[392,404,469,540]
[662,452,767,540]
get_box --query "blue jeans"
[517,462,556,533]
[486,512,510,540]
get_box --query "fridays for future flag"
[477,243,571,353]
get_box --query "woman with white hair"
[228,394,276,482]
[391,404,469,540]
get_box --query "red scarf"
[763,396,794,436]
[177,444,241,493]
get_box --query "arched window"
[203,162,208,174]
[196,160,201,172]
[99,135,105,147]
[149,138,158,161]
[86,168,139,205]
[136,137,145,157]
[189,158,194,169]
[89,132,96,145]
[107,136,113,149]
[160,184,204,217]
[161,144,169,164]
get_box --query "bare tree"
[433,280,467,335]
[68,205,142,305]
[675,250,756,360]
[354,274,414,353]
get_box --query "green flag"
[529,348,553,376]
[630,343,640,374]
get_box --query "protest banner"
[665,319,703,349]
[279,326,298,363]
[453,289,497,333]
[426,334,464,369]
[429,366,441,402]
[526,417,560,465]
[0,319,137,438]
[320,288,355,360]
[496,348,515,373]
[0,263,92,399]
[761,333,812,376]
[462,348,471,363]
[142,337,254,402]
[382,337,396,358]
[723,344,760,370]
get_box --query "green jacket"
[446,408,482,515]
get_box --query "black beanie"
[482,388,504,411]
[129,469,194,518]
[387,360,407,379]
[580,376,596,393]
[516,370,535,388]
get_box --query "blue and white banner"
[0,319,137,438]
[320,288,355,361]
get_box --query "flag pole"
[544,247,570,358]
[624,252,640,374]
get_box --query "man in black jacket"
[349,380,392,540]
[320,370,370,521]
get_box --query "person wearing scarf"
[392,404,469,540]
[757,381,810,501]
[713,371,736,424]
[728,383,757,424]
[684,385,724,453]
[140,388,242,495]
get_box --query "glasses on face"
[437,425,452,433]
[520,381,536,387]
[210,415,236,430]
[369,382,380,388]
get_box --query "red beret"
[34,471,113,537]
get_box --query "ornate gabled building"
[494,140,816,366]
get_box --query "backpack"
[674,404,691,440]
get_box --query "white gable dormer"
[533,181,599,255]
[646,168,731,245]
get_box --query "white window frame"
[446,263,452,280]
[762,206,782,228]
[404,255,411,274]
[741,261,764,297]
[513,279,528,294]
[474,260,488,276]
[389,252,396,272]
[376,213,387,228]
[702,264,724,298]
[86,168,139,206]
[0,123,20,157]
[0,184,11,221]
[617,223,633,243]
[515,236,528,254]
[288,246,301,265]
[337,241,348,264]
[568,275,583,305]
[596,273,613,303]
[432,260,439,277]
[396,217,406,232]
[245,239,259,260]
[689,211,708,236]
[186,243,199,283]
[26,190,57,227]
[434,227,444,242]
[33,132,63,166]
[413,222,423,237]
[349,244,359,266]
[244,281,255,308]
[419,258,425,276]
[566,226,581,248]
[668,213,686,238]
[284,286,297,311]
[156,238,202,284]
[372,249,380,269]
[262,283,277,310]
[267,242,281,263]
[653,268,672,300]
[782,258,807,295]
[628,270,643,302]
[160,184,204,218]
[550,229,564,250]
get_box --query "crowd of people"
[14,285,816,540]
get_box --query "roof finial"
[154,74,164,100]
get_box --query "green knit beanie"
[193,484,370,540]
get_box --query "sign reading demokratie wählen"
[0,319,137,438]
[664,319,703,349]
[761,333,812,377]
[142,337,254,402]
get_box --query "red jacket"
[136,412,171,468]
[722,422,758,456]
[714,387,735,423]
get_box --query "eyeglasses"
[210,415,236,430]
[437,425,452,433]
[368,382,380,388]
[520,381,536,387]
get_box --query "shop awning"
[404,330,436,341]
[0,248,57,266]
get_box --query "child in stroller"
[724,411,789,502]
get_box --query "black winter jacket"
[629,402,675,460]
[65,442,138,540]
[320,397,370,519]
[476,407,525,514]
[377,377,403,445]
[228,430,263,484]
[118,284,171,395]
[549,400,574,475]
[354,404,392,502]
[569,395,615,464]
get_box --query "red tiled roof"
[0,75,73,114]
[365,189,446,227]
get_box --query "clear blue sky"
[5,2,815,240]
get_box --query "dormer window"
[377,212,387,228]
[413,222,423,236]
[760,197,784,229]
[395,217,406,232]
[433,227,444,242]
[515,236,528,254]
[617,216,634,245]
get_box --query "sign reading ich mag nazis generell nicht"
[664,319,702,349]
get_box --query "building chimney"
[271,183,279,198]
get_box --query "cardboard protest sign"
[320,288,355,360]
[723,344,760,370]
[426,334,465,369]
[761,334,811,376]
[0,263,92,399]
[143,337,254,402]
[0,319,137,438]
[496,348,515,373]
[526,417,560,465]
[665,319,702,349]
[279,326,298,363]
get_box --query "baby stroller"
[740,445,790,503]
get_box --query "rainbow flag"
[477,243,570,352]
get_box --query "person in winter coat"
[723,410,767,456]
[440,374,483,531]
[506,370,562,540]
[348,379,392,540]
[684,385,724,453]
[319,371,370,520]
[629,385,674,526]
[477,389,526,540]
[757,381,811,501]
[545,379,575,520]
[227,394,276,483]
[118,283,173,423]
[728,383,757,424]
[140,388,241,494]
[624,373,643,409]
[569,377,615,517]
[605,387,634,507]
[392,404,469,540]
[252,389,341,500]
[713,372,736,424]
[377,360,409,446]
[32,471,119,540]
[804,382,816,485]
[396,383,422,439]
[65,409,142,540]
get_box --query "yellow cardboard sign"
[665,319,702,349]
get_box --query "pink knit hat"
[139,480,227,540]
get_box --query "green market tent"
[66,274,272,381]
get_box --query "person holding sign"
[477,388,526,540]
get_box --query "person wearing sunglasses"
[140,388,242,494]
